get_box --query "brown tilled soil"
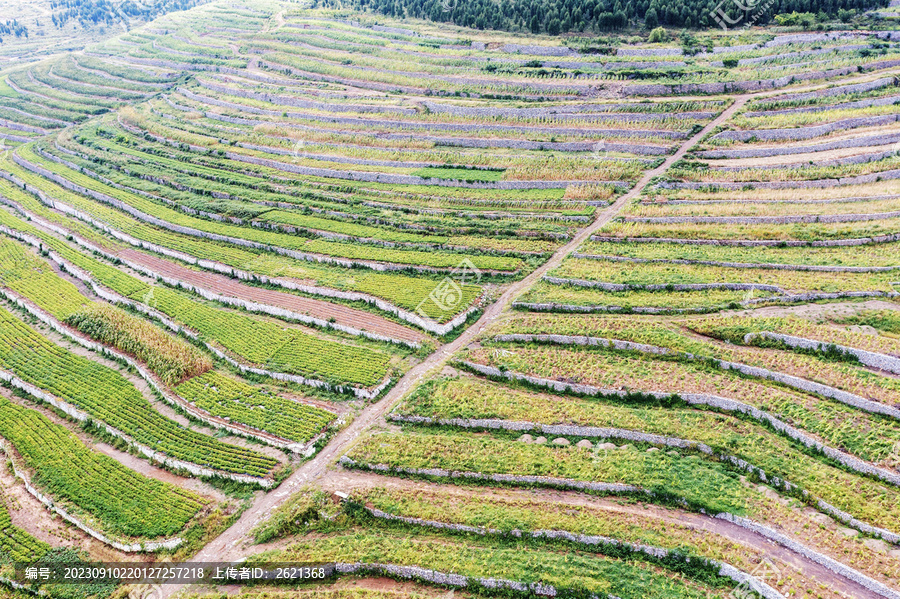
[112,247,428,345]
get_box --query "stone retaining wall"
[421,100,713,121]
[389,413,716,454]
[70,56,174,89]
[744,93,900,118]
[0,361,271,486]
[698,131,900,160]
[572,252,899,273]
[745,332,900,375]
[195,78,415,114]
[0,287,279,482]
[589,233,900,248]
[128,112,606,189]
[491,333,900,421]
[711,113,900,142]
[710,149,898,170]
[764,76,896,105]
[0,185,391,400]
[359,504,783,598]
[0,104,70,127]
[716,513,900,598]
[512,290,899,314]
[622,210,900,225]
[169,98,670,155]
[25,148,425,348]
[84,53,221,72]
[717,45,868,69]
[512,301,698,314]
[180,86,686,139]
[543,276,784,293]
[0,179,472,337]
[0,283,317,453]
[622,66,860,97]
[459,361,900,490]
[501,43,577,56]
[333,562,559,597]
[0,438,183,553]
[340,455,642,495]
[13,152,481,274]
[0,132,31,143]
[0,118,47,135]
[346,448,899,559]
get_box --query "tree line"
[50,0,206,29]
[330,0,888,33]
[0,19,29,42]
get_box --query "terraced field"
[0,1,899,599]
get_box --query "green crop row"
[548,255,897,294]
[491,312,900,405]
[175,371,335,443]
[0,395,204,538]
[0,236,89,319]
[0,232,212,387]
[516,280,749,311]
[0,499,50,562]
[0,174,395,387]
[347,428,751,515]
[21,145,521,271]
[687,315,900,356]
[0,162,481,321]
[601,217,900,242]
[579,239,900,268]
[136,285,391,387]
[258,530,722,599]
[397,375,900,533]
[0,305,277,476]
[65,303,213,387]
[463,344,900,463]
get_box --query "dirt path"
[159,95,751,599]
[153,50,900,599]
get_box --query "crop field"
[0,1,899,598]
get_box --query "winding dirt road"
[159,95,752,598]
[161,69,900,598]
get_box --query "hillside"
[0,0,210,65]
[0,3,899,599]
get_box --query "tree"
[648,25,668,42]
[644,6,658,27]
